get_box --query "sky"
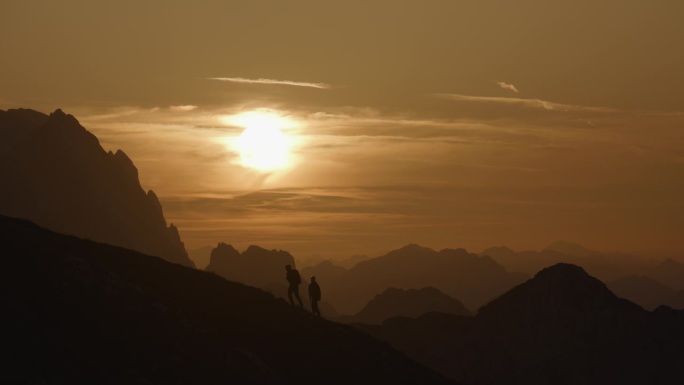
[1,0,683,259]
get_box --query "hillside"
[0,215,453,385]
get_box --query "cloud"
[496,81,519,93]
[169,105,198,112]
[207,77,330,89]
[436,93,617,113]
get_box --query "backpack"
[288,269,302,285]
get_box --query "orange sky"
[2,1,683,259]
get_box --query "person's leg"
[312,300,320,316]
[293,285,303,306]
[287,285,295,305]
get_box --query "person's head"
[285,264,292,271]
[311,276,316,282]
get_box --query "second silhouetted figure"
[285,264,303,307]
[309,276,322,317]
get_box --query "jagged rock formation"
[0,214,454,384]
[342,287,470,324]
[357,263,684,384]
[205,243,295,290]
[0,108,192,267]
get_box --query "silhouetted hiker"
[309,276,322,317]
[285,264,303,307]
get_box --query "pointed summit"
[478,263,639,321]
[46,108,82,129]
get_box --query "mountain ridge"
[0,108,193,267]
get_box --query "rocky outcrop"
[206,243,295,289]
[0,108,193,267]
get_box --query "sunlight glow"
[222,110,297,172]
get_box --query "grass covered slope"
[0,215,453,385]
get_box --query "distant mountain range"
[0,108,193,267]
[607,275,684,310]
[338,287,470,324]
[482,241,684,309]
[0,214,454,384]
[357,263,684,384]
[481,241,649,281]
[304,244,528,314]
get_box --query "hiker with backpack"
[285,264,303,307]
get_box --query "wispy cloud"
[496,81,519,93]
[169,105,198,112]
[436,93,617,113]
[208,77,330,89]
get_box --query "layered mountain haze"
[0,108,193,267]
[358,264,684,384]
[607,275,680,311]
[305,244,528,314]
[482,242,653,282]
[340,287,470,324]
[482,242,684,309]
[0,214,453,384]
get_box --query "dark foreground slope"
[0,215,453,385]
[357,264,684,385]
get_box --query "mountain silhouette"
[607,275,677,310]
[205,242,296,292]
[357,263,684,384]
[0,108,192,267]
[341,287,470,324]
[0,214,454,385]
[482,244,684,308]
[306,244,527,314]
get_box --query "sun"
[224,110,296,172]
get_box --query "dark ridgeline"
[0,215,455,385]
[356,264,684,385]
[338,287,471,325]
[0,108,193,267]
[304,244,528,315]
[483,242,684,309]
[205,243,296,295]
